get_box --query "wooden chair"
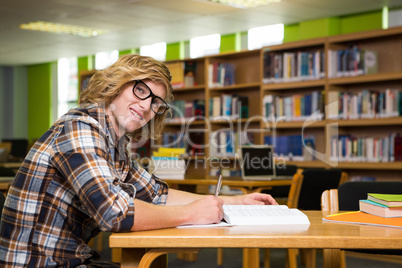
[260,164,298,204]
[321,181,402,268]
[0,142,12,162]
[275,168,347,268]
[219,165,300,267]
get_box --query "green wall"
[27,63,53,141]
[220,33,241,53]
[340,10,383,34]
[166,42,184,61]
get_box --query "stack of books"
[323,193,402,228]
[359,193,402,218]
[148,147,187,180]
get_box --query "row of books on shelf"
[161,131,204,157]
[166,61,198,89]
[329,133,402,162]
[209,167,242,178]
[208,62,236,88]
[160,131,317,161]
[263,50,325,84]
[262,91,325,121]
[166,99,205,123]
[264,135,316,161]
[328,89,402,119]
[327,45,378,78]
[324,194,402,228]
[209,131,255,157]
[209,94,249,120]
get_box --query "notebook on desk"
[239,145,292,181]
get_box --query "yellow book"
[166,62,184,89]
[294,94,301,117]
[153,147,186,157]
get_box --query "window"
[248,24,284,50]
[190,34,221,58]
[140,42,167,61]
[95,50,119,70]
[57,57,78,118]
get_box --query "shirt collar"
[85,104,130,149]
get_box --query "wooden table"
[164,178,292,194]
[109,211,402,268]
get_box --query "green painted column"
[166,42,184,61]
[220,33,241,53]
[78,56,93,73]
[77,56,94,97]
[284,24,300,43]
[119,49,138,57]
[27,63,52,141]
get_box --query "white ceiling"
[1,0,401,66]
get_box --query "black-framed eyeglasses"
[132,80,169,115]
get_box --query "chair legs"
[264,249,270,268]
[286,248,316,268]
[217,248,224,265]
[287,249,298,268]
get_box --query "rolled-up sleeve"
[126,158,169,205]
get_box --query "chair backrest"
[275,164,298,177]
[338,181,402,211]
[0,167,16,177]
[1,139,28,161]
[288,168,347,210]
[0,142,12,162]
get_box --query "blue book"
[304,94,312,116]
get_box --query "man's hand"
[183,195,224,225]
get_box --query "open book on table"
[178,205,310,228]
[222,205,310,225]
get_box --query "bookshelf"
[326,27,402,181]
[261,37,326,165]
[79,70,96,94]
[165,26,402,182]
[80,26,402,183]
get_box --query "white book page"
[223,205,310,226]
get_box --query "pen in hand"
[214,175,223,197]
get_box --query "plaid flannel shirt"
[0,105,169,267]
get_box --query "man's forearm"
[165,188,205,206]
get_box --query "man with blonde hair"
[0,55,277,267]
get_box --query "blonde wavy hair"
[79,54,173,141]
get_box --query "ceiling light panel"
[207,0,281,9]
[19,21,108,37]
